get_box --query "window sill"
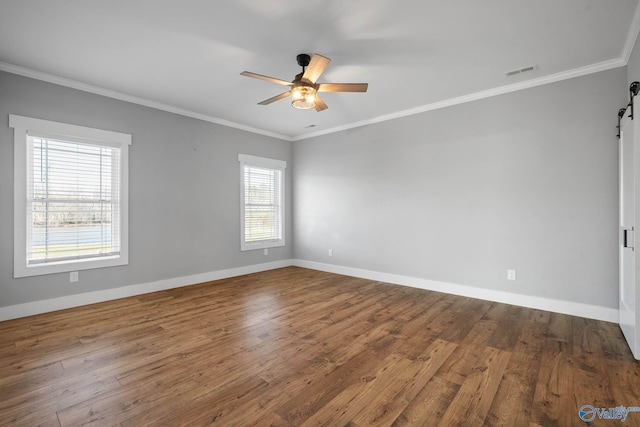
[14,255,128,278]
[240,240,285,252]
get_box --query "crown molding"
[0,61,293,142]
[292,57,626,141]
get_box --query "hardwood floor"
[0,266,638,426]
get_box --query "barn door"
[619,99,640,360]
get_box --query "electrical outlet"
[328,249,333,257]
[507,269,516,281]
[70,271,79,282]
[264,248,269,256]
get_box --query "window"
[10,114,131,277]
[238,154,286,251]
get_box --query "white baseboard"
[293,259,620,323]
[0,259,619,323]
[0,260,293,321]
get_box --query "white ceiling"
[1,0,639,140]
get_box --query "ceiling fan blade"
[302,54,331,84]
[240,71,293,86]
[317,83,368,92]
[314,95,328,112]
[258,91,291,105]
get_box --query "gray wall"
[0,71,293,307]
[0,63,630,311]
[628,34,640,86]
[293,68,626,309]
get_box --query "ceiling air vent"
[505,64,538,77]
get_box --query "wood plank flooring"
[0,266,638,426]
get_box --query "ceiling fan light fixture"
[291,85,317,110]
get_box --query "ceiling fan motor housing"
[296,54,311,67]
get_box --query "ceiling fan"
[240,53,368,112]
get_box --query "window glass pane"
[28,136,120,264]
[243,164,282,244]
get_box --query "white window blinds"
[27,136,121,264]
[239,154,286,251]
[244,165,282,242]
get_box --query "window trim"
[10,114,131,278]
[238,153,286,251]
